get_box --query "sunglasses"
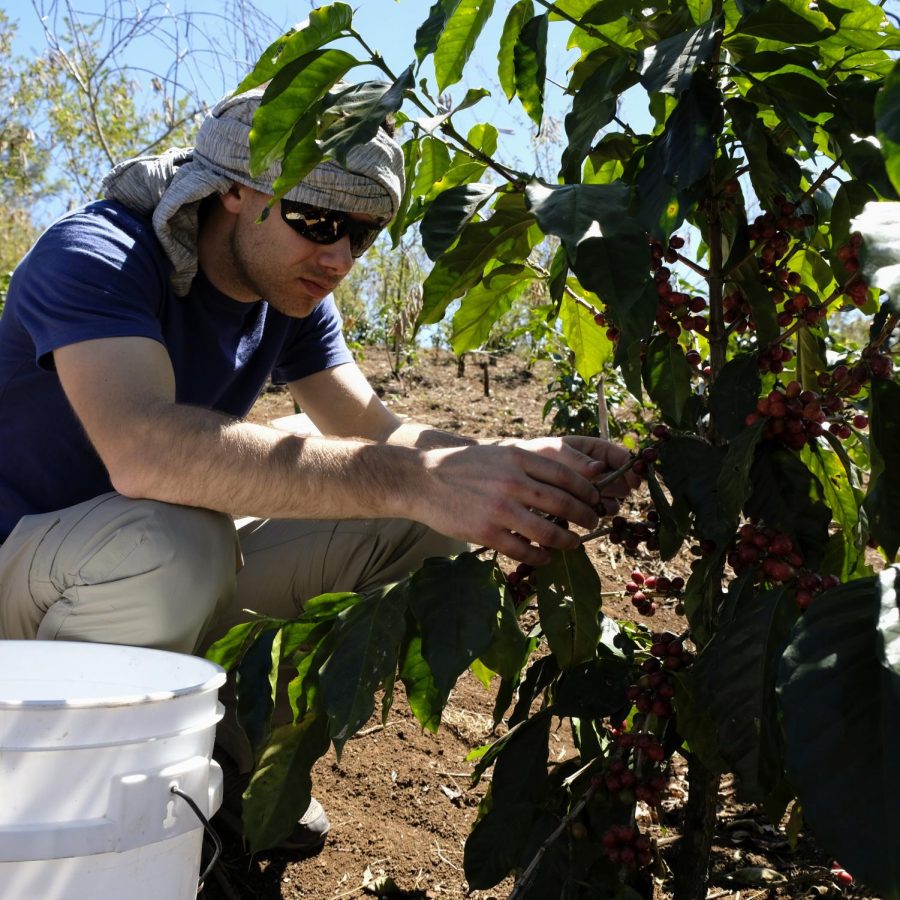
[279,200,386,258]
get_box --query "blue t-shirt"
[0,200,353,541]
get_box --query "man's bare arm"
[55,338,629,564]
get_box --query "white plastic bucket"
[0,641,226,900]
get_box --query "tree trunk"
[673,756,720,900]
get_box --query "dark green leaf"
[745,443,833,572]
[419,194,536,325]
[658,436,733,548]
[729,254,779,346]
[709,354,762,440]
[421,183,498,260]
[560,57,633,183]
[235,627,280,763]
[727,97,802,209]
[242,712,331,852]
[513,13,549,126]
[831,179,878,254]
[638,20,719,96]
[676,101,723,185]
[717,418,767,526]
[778,571,900,899]
[534,546,602,668]
[736,0,834,42]
[318,582,409,755]
[864,379,900,559]
[435,0,497,93]
[642,335,694,427]
[833,132,900,201]
[693,586,798,798]
[552,654,633,718]
[464,800,539,888]
[636,139,688,239]
[235,4,354,93]
[492,711,552,804]
[647,469,689,560]
[409,554,503,700]
[673,672,728,771]
[415,0,463,64]
[498,0,534,100]
[389,138,422,244]
[509,656,559,728]
[877,60,900,195]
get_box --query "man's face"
[225,186,379,317]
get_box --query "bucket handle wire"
[170,784,223,894]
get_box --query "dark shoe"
[215,751,331,855]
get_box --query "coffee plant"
[207,2,900,897]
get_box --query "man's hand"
[411,436,641,567]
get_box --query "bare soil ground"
[202,349,870,900]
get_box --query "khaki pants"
[0,492,465,767]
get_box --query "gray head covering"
[102,86,405,296]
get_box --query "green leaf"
[411,137,453,200]
[729,253,779,345]
[399,624,443,732]
[693,586,798,798]
[642,335,693,428]
[317,71,415,168]
[778,570,900,899]
[421,183,499,260]
[248,49,358,178]
[242,712,331,852]
[877,60,900,195]
[559,292,614,381]
[205,620,267,670]
[409,554,503,700]
[709,354,762,440]
[613,281,663,371]
[736,0,835,42]
[533,546,602,669]
[434,0,497,92]
[513,12,548,126]
[318,582,409,755]
[864,378,900,558]
[419,194,536,325]
[560,57,633,183]
[637,20,719,96]
[498,0,534,100]
[672,673,728,771]
[389,138,422,244]
[415,0,464,64]
[478,587,534,681]
[831,181,879,272]
[235,4,355,93]
[803,442,867,581]
[451,263,533,353]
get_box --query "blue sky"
[6,0,602,178]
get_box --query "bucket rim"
[0,641,226,709]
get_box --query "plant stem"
[673,755,721,900]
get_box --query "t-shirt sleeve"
[270,295,354,384]
[13,203,169,370]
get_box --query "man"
[0,86,637,851]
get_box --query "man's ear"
[219,183,248,214]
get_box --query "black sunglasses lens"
[281,201,384,256]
